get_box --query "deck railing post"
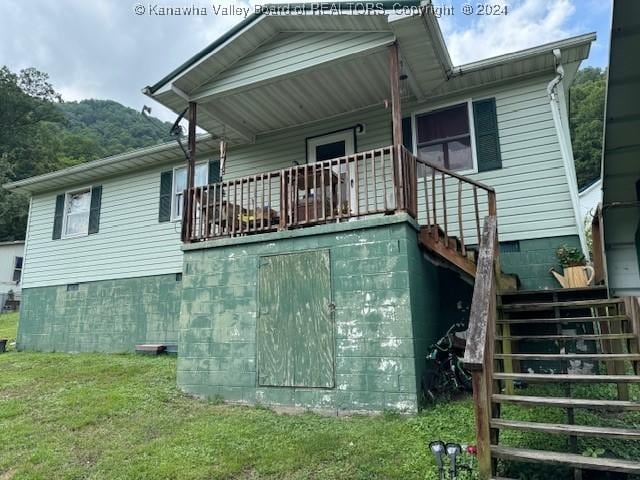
[464,216,499,480]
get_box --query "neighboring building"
[0,241,24,309]
[600,0,640,297]
[578,178,602,226]
[4,6,594,413]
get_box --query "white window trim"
[61,186,92,240]
[411,98,478,176]
[171,162,209,222]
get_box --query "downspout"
[547,48,590,259]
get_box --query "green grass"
[0,312,478,480]
[0,312,18,351]
[2,312,638,480]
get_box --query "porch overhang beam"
[187,33,396,104]
[201,104,257,144]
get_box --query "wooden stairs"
[418,224,518,291]
[463,217,640,479]
[487,287,640,478]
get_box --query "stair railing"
[410,148,496,254]
[463,215,499,479]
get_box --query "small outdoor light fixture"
[428,441,446,480]
[446,443,462,479]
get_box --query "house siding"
[17,273,181,352]
[178,216,440,413]
[197,31,395,99]
[0,243,24,297]
[22,76,578,289]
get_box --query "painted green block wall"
[500,235,582,290]
[18,274,182,352]
[178,217,441,413]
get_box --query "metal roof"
[4,4,595,195]
[0,241,25,246]
[3,135,218,194]
[144,6,594,142]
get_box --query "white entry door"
[307,130,357,216]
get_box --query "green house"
[4,5,594,414]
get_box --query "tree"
[569,67,607,188]
[0,66,174,241]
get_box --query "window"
[416,103,474,172]
[12,257,23,283]
[172,164,208,220]
[63,188,91,237]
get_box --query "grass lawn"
[1,312,638,480]
[0,313,478,480]
[0,312,18,351]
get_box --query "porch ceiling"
[145,12,451,143]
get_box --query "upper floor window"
[172,164,208,221]
[12,256,23,283]
[416,103,474,172]
[63,188,91,238]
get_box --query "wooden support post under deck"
[184,102,197,242]
[388,43,404,210]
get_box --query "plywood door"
[257,250,334,388]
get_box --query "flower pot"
[0,339,7,354]
[551,266,595,289]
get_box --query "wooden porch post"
[389,42,405,210]
[389,42,403,148]
[184,101,197,242]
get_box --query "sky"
[0,0,613,124]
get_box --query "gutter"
[547,48,590,259]
[3,133,213,192]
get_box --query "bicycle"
[422,323,473,402]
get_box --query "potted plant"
[550,245,594,288]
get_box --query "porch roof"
[143,5,594,144]
[3,134,219,195]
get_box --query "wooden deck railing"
[184,145,417,242]
[414,154,496,250]
[463,215,499,479]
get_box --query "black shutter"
[88,185,102,235]
[208,160,220,184]
[473,98,502,172]
[159,170,173,222]
[402,117,413,151]
[52,194,65,240]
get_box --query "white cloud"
[440,0,579,65]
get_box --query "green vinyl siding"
[257,251,334,388]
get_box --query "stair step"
[496,333,634,341]
[494,373,640,383]
[494,353,640,361]
[500,286,608,297]
[491,419,640,439]
[492,394,640,411]
[491,445,640,473]
[497,315,627,325]
[501,298,623,312]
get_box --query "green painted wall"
[17,274,182,352]
[500,235,582,290]
[178,215,446,413]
